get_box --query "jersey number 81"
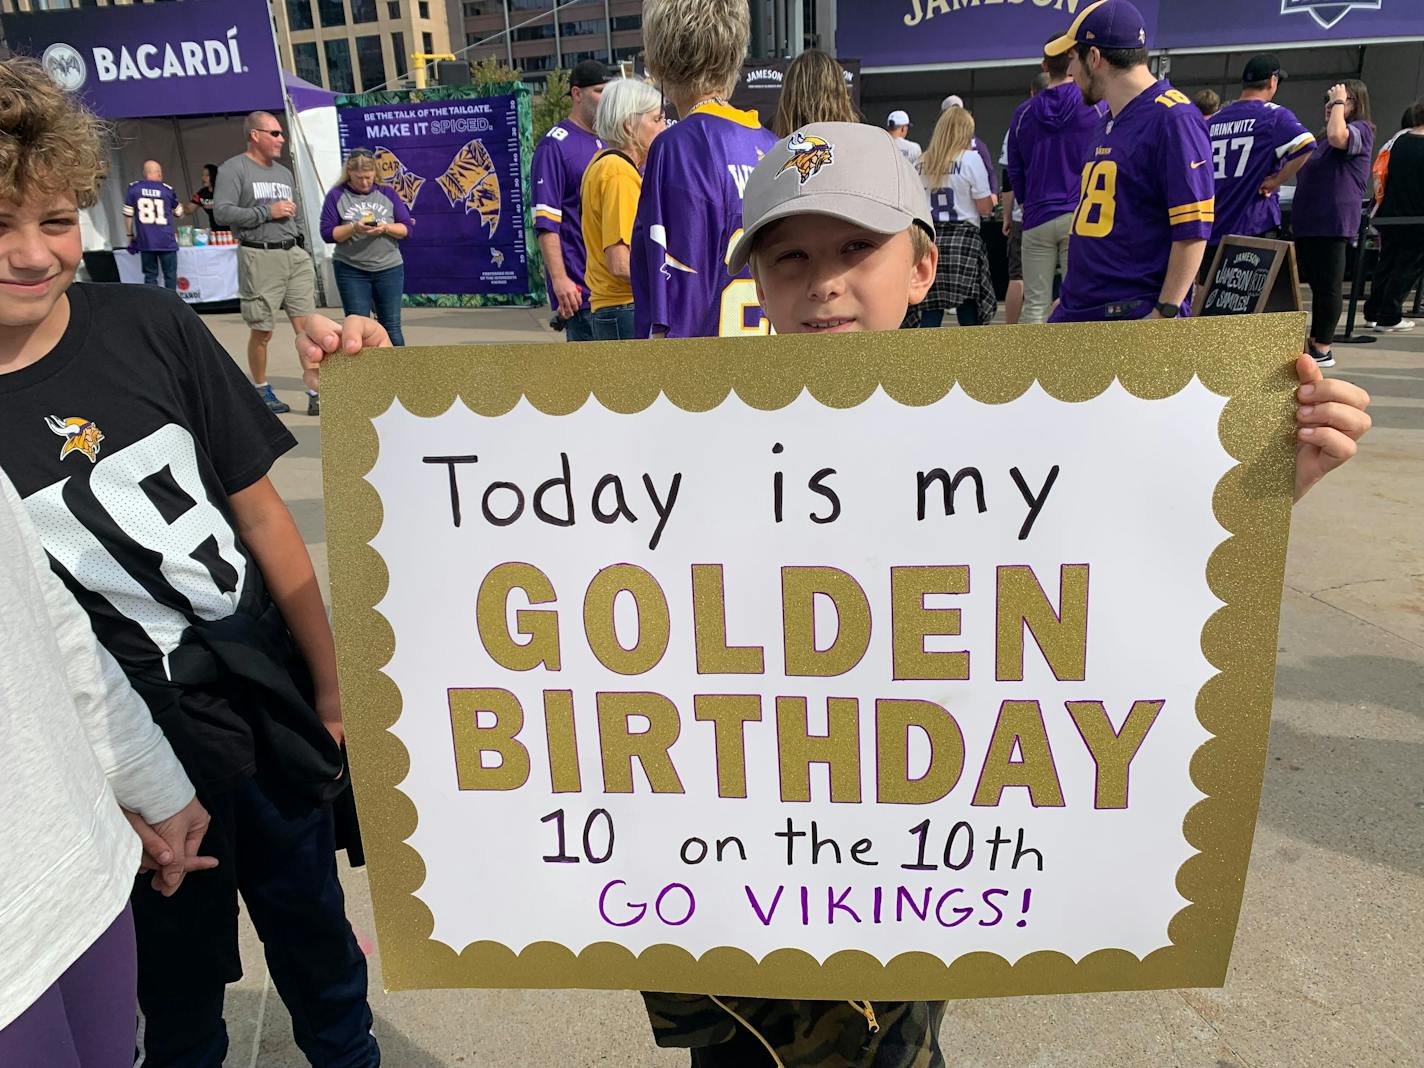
[1072,161,1118,238]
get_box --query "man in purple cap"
[1044,0,1215,323]
[1204,54,1315,273]
[1005,41,1104,323]
[530,59,611,341]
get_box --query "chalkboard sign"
[1195,236,1301,316]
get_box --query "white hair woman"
[579,77,666,340]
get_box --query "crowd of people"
[0,0,1376,1066]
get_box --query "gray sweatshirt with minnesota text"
[213,153,301,243]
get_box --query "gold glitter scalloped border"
[321,312,1303,997]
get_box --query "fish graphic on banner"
[372,146,425,209]
[437,139,502,238]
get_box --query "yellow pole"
[412,53,457,90]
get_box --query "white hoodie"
[0,468,193,1030]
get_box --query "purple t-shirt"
[1052,81,1215,323]
[1006,82,1104,232]
[631,103,777,339]
[530,119,604,312]
[123,180,180,252]
[972,136,999,196]
[1207,99,1315,243]
[1291,120,1375,240]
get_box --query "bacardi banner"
[322,315,1302,998]
[1,0,283,119]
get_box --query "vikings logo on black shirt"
[779,133,835,185]
[45,415,104,464]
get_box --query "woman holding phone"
[319,149,414,345]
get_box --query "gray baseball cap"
[728,121,933,274]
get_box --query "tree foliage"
[533,69,573,142]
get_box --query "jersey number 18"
[1073,161,1118,238]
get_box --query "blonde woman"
[773,49,858,138]
[319,148,413,346]
[581,78,667,340]
[916,105,997,326]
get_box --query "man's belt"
[240,238,298,250]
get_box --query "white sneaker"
[1373,319,1416,332]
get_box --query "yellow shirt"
[579,150,642,311]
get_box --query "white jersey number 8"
[136,197,168,226]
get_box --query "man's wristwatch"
[1154,301,1181,319]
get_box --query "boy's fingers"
[1296,400,1373,438]
[1299,425,1359,463]
[1304,376,1371,411]
[129,817,174,867]
[1294,353,1323,389]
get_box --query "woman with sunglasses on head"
[319,148,413,346]
[1292,80,1375,366]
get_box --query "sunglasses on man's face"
[260,128,285,138]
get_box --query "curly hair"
[0,57,108,209]
[773,50,858,139]
[643,0,749,99]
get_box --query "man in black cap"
[1202,53,1315,273]
[530,59,614,340]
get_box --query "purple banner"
[841,0,1161,69]
[1159,1,1424,49]
[0,0,283,120]
[337,94,530,297]
[842,0,1423,69]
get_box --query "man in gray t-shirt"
[213,111,318,416]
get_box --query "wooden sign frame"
[1194,235,1302,317]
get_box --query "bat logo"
[41,44,87,92]
[45,415,104,464]
[778,132,834,185]
[437,139,502,237]
[371,146,425,209]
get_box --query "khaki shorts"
[237,245,316,331]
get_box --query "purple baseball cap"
[1045,0,1149,56]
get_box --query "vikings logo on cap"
[45,415,104,464]
[778,132,834,186]
[438,139,503,238]
[372,147,425,209]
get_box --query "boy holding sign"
[298,121,1371,1065]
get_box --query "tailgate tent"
[1,0,342,304]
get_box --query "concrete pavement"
[201,306,1421,1067]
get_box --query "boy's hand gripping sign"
[322,314,1300,998]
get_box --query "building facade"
[452,0,642,76]
[274,0,452,94]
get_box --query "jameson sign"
[323,316,1302,998]
[0,0,283,119]
[843,0,1423,69]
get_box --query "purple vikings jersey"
[1051,80,1215,323]
[632,102,777,338]
[530,119,604,311]
[123,180,180,252]
[1207,99,1315,243]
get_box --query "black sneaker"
[306,392,320,417]
[1308,343,1335,369]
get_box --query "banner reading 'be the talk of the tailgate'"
[323,316,1302,999]
[337,93,530,299]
